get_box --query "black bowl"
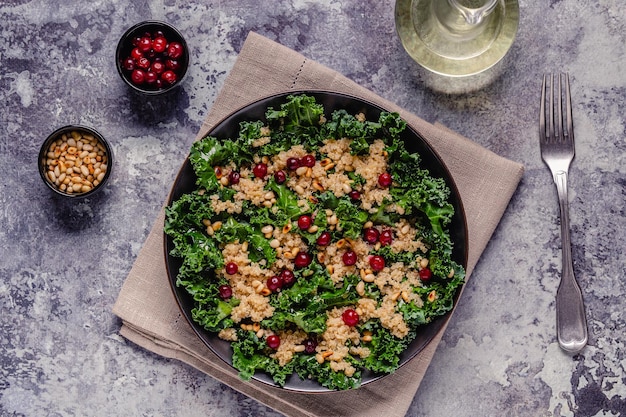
[39,125,112,198]
[116,20,189,95]
[164,91,469,392]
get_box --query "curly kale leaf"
[293,354,361,390]
[232,331,295,386]
[164,192,224,276]
[191,296,239,332]
[264,95,325,149]
[360,322,408,374]
[333,198,368,240]
[390,148,454,240]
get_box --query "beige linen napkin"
[113,32,524,417]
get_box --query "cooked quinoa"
[165,94,465,390]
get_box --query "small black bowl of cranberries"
[116,21,189,95]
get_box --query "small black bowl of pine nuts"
[38,125,112,198]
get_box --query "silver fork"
[539,73,588,353]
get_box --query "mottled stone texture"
[1,1,624,416]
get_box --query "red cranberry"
[341,309,359,326]
[266,334,281,349]
[300,154,316,168]
[161,70,177,85]
[225,262,238,275]
[165,59,181,71]
[166,41,184,59]
[144,71,158,84]
[130,47,143,61]
[286,157,300,170]
[153,30,165,38]
[228,171,240,184]
[294,252,312,268]
[274,170,286,184]
[280,269,296,287]
[363,228,379,244]
[379,229,393,246]
[316,231,331,246]
[304,338,317,354]
[132,36,142,47]
[152,36,167,53]
[138,36,152,52]
[348,190,361,201]
[297,215,312,230]
[122,58,135,71]
[369,255,385,271]
[218,285,233,300]
[266,275,283,292]
[253,163,268,178]
[342,250,357,266]
[136,57,151,70]
[130,69,145,84]
[378,172,393,188]
[419,267,432,282]
[151,61,165,74]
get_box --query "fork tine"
[548,74,555,142]
[539,74,546,141]
[556,73,563,141]
[565,73,574,143]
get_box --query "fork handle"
[554,171,588,353]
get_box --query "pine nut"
[312,180,325,191]
[362,274,376,283]
[296,166,308,176]
[356,281,365,296]
[342,183,352,193]
[269,239,280,248]
[294,345,306,353]
[261,225,274,234]
[420,258,429,268]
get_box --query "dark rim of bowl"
[39,125,113,198]
[116,20,189,96]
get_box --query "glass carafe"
[395,0,519,77]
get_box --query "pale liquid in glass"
[411,0,504,60]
